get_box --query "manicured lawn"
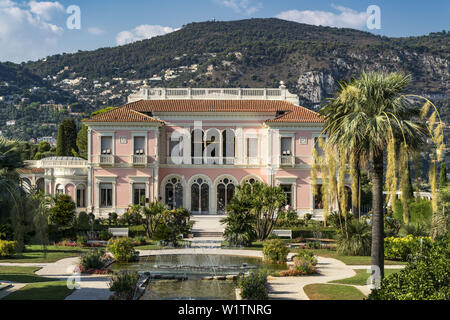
[303,283,366,300]
[0,266,58,283]
[330,269,403,286]
[1,281,73,300]
[306,249,407,265]
[0,245,89,263]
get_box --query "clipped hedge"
[238,272,269,300]
[290,228,337,240]
[262,239,289,263]
[384,235,432,261]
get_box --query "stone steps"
[192,231,223,238]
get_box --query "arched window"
[191,177,209,214]
[216,177,236,213]
[191,129,204,164]
[222,129,235,164]
[56,184,64,194]
[165,177,183,209]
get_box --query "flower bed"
[78,264,112,275]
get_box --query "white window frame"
[131,132,148,156]
[95,176,116,210]
[97,132,115,156]
[129,176,150,206]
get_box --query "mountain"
[0,18,448,142]
[22,18,449,107]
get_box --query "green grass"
[0,245,89,263]
[1,281,73,300]
[303,283,366,300]
[306,248,407,265]
[330,269,403,286]
[0,266,59,283]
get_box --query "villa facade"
[20,86,326,219]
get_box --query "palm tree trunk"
[371,151,385,278]
[352,157,361,219]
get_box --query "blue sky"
[0,0,448,63]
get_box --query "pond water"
[111,254,286,300]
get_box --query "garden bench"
[272,229,292,239]
[108,228,129,237]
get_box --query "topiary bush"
[0,240,16,257]
[108,238,137,262]
[262,239,289,263]
[238,271,269,300]
[295,250,318,266]
[384,235,432,261]
[369,233,449,300]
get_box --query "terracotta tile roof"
[124,99,296,113]
[84,107,163,123]
[18,168,45,174]
[85,99,322,124]
[265,108,323,123]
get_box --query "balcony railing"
[99,155,114,165]
[280,155,295,167]
[132,155,147,166]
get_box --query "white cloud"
[29,0,63,21]
[216,0,262,15]
[116,25,178,45]
[0,1,64,62]
[88,27,105,36]
[276,4,368,29]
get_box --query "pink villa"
[20,85,326,220]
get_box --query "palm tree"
[320,72,428,277]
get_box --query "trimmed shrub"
[0,240,16,257]
[77,212,91,230]
[262,239,289,263]
[238,272,269,300]
[109,271,140,300]
[108,238,137,262]
[384,235,432,261]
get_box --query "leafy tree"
[221,183,256,246]
[320,72,429,277]
[56,119,78,157]
[141,201,165,239]
[49,194,76,227]
[250,182,286,240]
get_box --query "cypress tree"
[56,119,78,157]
